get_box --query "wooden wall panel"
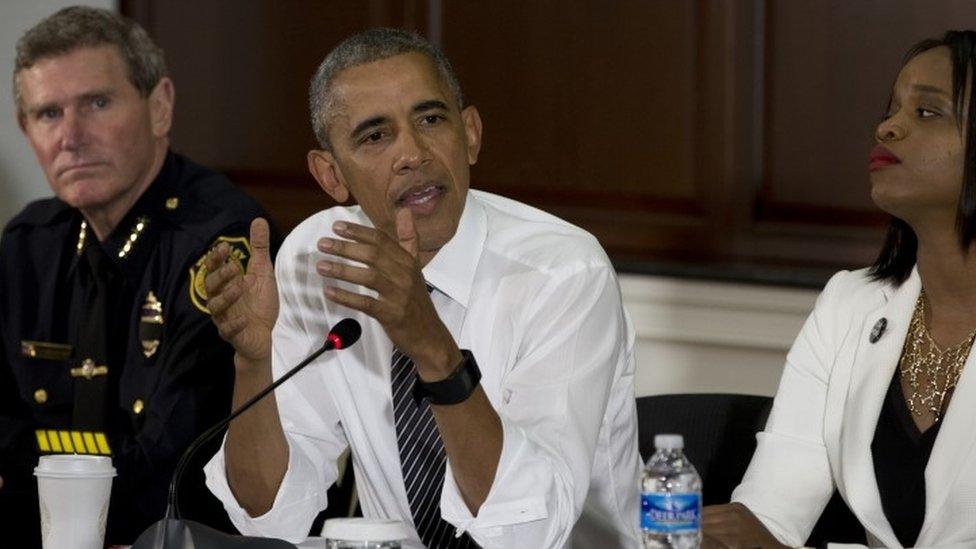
[123,0,431,231]
[759,0,976,214]
[440,0,737,265]
[732,0,976,274]
[121,1,976,285]
[443,1,700,202]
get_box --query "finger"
[206,276,243,317]
[332,221,383,245]
[215,315,248,341]
[204,242,230,274]
[702,504,733,522]
[332,219,419,266]
[701,534,733,549]
[316,260,387,291]
[702,504,725,516]
[324,285,381,318]
[395,207,418,258]
[702,514,742,529]
[204,256,243,297]
[247,217,272,274]
[317,237,385,266]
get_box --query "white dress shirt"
[205,190,641,548]
[732,267,976,548]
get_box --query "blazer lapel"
[917,321,976,543]
[840,269,921,548]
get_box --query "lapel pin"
[869,318,887,343]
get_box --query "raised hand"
[315,208,460,377]
[205,217,279,368]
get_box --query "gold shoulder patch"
[189,235,251,314]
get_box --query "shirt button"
[34,388,48,404]
[132,398,145,415]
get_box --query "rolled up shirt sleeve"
[204,429,343,542]
[731,271,852,546]
[204,242,349,542]
[441,262,636,548]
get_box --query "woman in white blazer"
[702,31,976,549]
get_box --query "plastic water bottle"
[641,434,702,548]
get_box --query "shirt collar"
[422,192,486,308]
[70,151,176,277]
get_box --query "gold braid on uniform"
[900,289,976,421]
[75,216,149,259]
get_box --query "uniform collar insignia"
[75,215,150,260]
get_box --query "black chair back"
[637,393,772,505]
[636,393,865,546]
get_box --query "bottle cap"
[654,434,684,449]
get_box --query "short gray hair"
[13,6,167,116]
[308,28,463,150]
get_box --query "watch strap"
[412,349,481,405]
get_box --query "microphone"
[132,318,362,549]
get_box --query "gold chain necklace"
[899,290,976,421]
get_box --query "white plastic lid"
[322,518,410,542]
[34,455,116,478]
[654,434,684,449]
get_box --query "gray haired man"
[204,28,641,548]
[1,6,275,545]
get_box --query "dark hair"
[13,6,167,116]
[308,28,463,151]
[870,31,976,283]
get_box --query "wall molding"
[619,273,819,352]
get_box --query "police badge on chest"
[140,291,164,358]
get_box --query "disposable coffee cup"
[322,518,409,548]
[34,455,116,549]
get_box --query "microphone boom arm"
[166,339,333,519]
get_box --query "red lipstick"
[869,145,900,172]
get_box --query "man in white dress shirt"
[202,28,640,548]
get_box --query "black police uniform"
[0,151,278,546]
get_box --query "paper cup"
[34,455,116,549]
[322,518,409,548]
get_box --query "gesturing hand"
[316,208,459,376]
[205,218,279,368]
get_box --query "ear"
[307,149,350,203]
[148,77,175,138]
[461,105,483,165]
[15,76,29,133]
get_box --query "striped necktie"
[392,346,477,548]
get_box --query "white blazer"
[731,267,976,549]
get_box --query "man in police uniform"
[0,7,277,546]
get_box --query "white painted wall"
[0,0,115,230]
[620,274,822,397]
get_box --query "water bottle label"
[641,492,701,533]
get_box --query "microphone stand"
[133,321,360,549]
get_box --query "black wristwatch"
[412,349,481,405]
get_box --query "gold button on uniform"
[165,197,179,210]
[132,399,145,415]
[34,389,48,404]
